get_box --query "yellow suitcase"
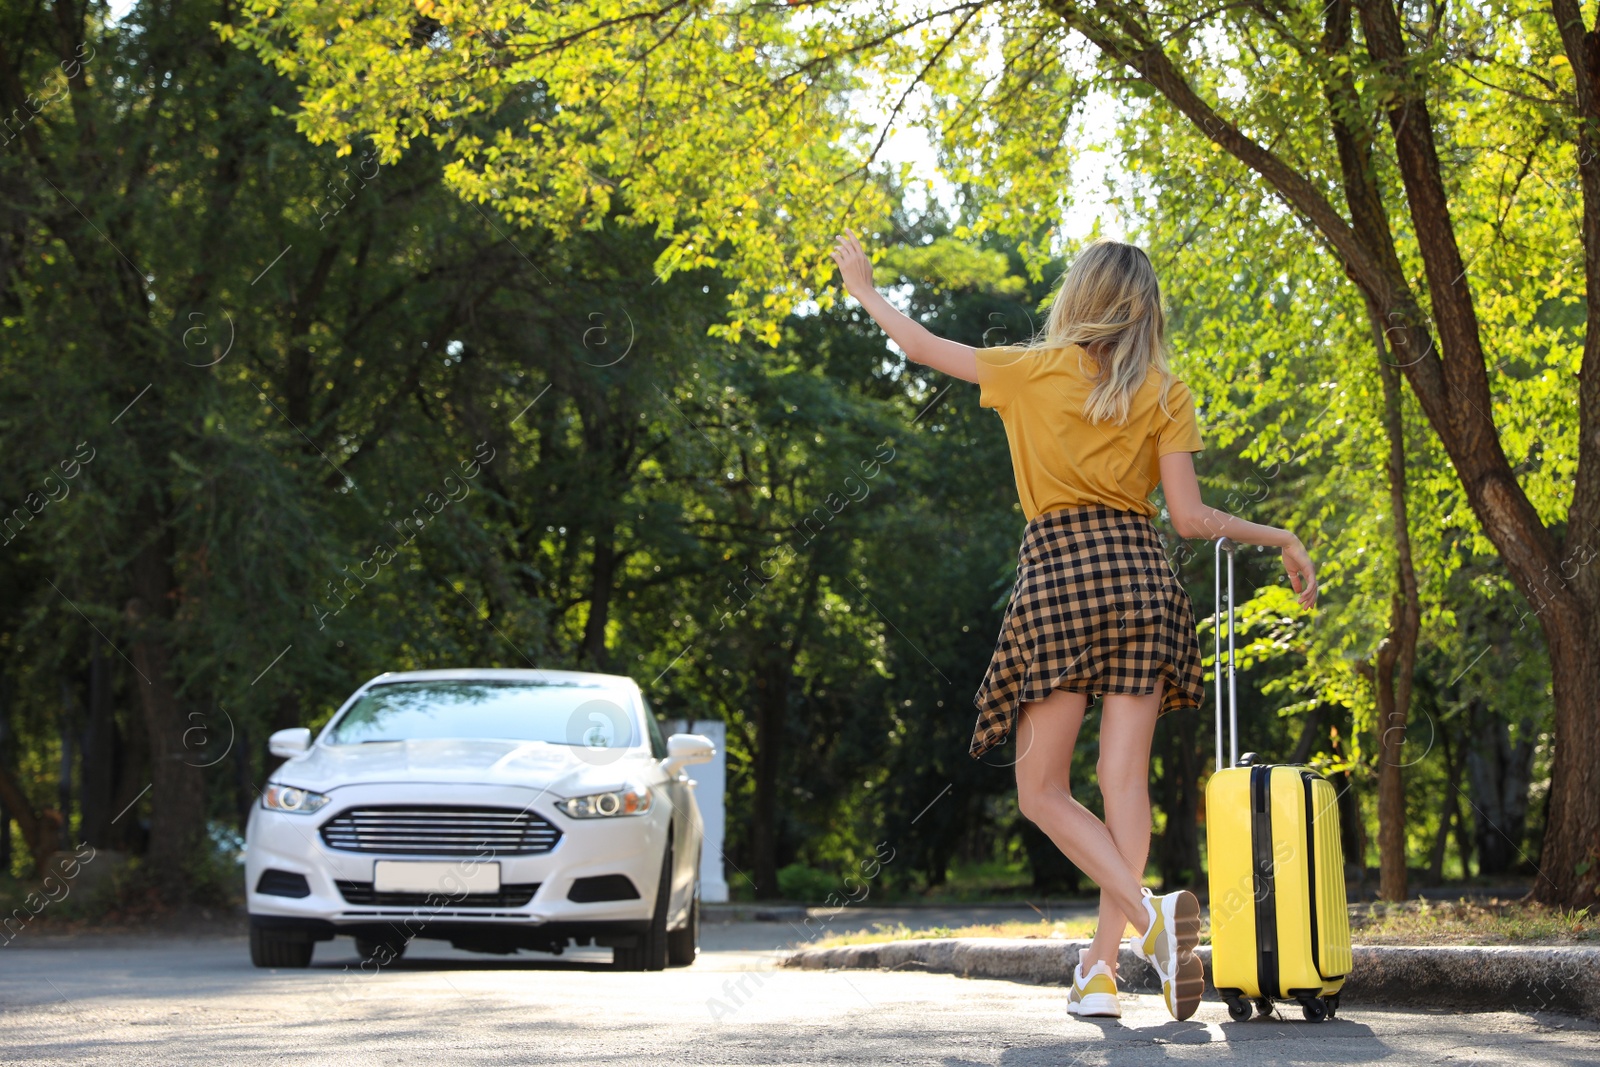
[1205,539,1352,1022]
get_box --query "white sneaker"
[1066,957,1122,1018]
[1129,887,1204,1021]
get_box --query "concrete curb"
[782,938,1600,1020]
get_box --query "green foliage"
[776,863,841,904]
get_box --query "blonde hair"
[1024,240,1176,425]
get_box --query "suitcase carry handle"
[1214,538,1239,770]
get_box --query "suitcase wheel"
[1298,996,1328,1022]
[1225,997,1251,1022]
[1324,993,1339,1019]
[1253,997,1275,1020]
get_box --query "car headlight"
[262,784,331,815]
[555,782,653,818]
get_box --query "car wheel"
[667,874,700,967]
[250,923,314,969]
[613,845,672,971]
[355,936,408,965]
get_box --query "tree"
[1034,0,1600,908]
[0,0,553,894]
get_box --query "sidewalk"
[784,936,1600,1020]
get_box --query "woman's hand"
[826,226,980,382]
[1281,535,1317,610]
[1159,453,1320,611]
[830,228,876,298]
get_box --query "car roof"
[361,667,640,691]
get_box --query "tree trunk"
[57,681,76,852]
[750,659,787,899]
[124,496,207,898]
[1546,0,1600,906]
[1370,309,1422,902]
[1153,709,1201,890]
[749,553,825,899]
[1287,704,1325,766]
[1370,643,1407,901]
[1464,697,1536,877]
[78,642,118,849]
[1427,722,1467,886]
[107,689,149,855]
[1426,802,1452,887]
[1452,786,1475,883]
[580,525,617,670]
[234,722,256,830]
[1023,818,1082,894]
[0,674,9,872]
[1337,771,1369,893]
[0,764,51,874]
[1535,627,1600,903]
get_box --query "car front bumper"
[245,782,669,943]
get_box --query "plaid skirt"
[970,503,1205,759]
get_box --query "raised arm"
[1159,451,1318,609]
[831,229,979,383]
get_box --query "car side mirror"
[269,727,312,759]
[662,733,715,776]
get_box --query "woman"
[830,231,1317,1022]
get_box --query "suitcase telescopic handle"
[1214,537,1239,770]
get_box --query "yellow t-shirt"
[975,343,1204,521]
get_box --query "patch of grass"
[912,860,1036,902]
[812,916,1101,949]
[0,841,245,935]
[1346,897,1597,945]
[776,863,847,905]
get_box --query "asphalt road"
[0,921,1595,1065]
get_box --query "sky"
[834,0,1130,249]
[863,93,1127,249]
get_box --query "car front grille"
[335,880,540,908]
[319,805,562,856]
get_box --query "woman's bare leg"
[1084,681,1164,974]
[1013,689,1151,935]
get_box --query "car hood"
[271,738,656,795]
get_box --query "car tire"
[667,879,699,967]
[613,845,672,972]
[250,923,314,969]
[354,936,408,965]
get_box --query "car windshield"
[325,680,642,748]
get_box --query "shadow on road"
[997,1015,1388,1065]
[313,954,617,972]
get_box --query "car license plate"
[372,860,501,894]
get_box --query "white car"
[245,668,714,970]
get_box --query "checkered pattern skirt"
[970,503,1205,759]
